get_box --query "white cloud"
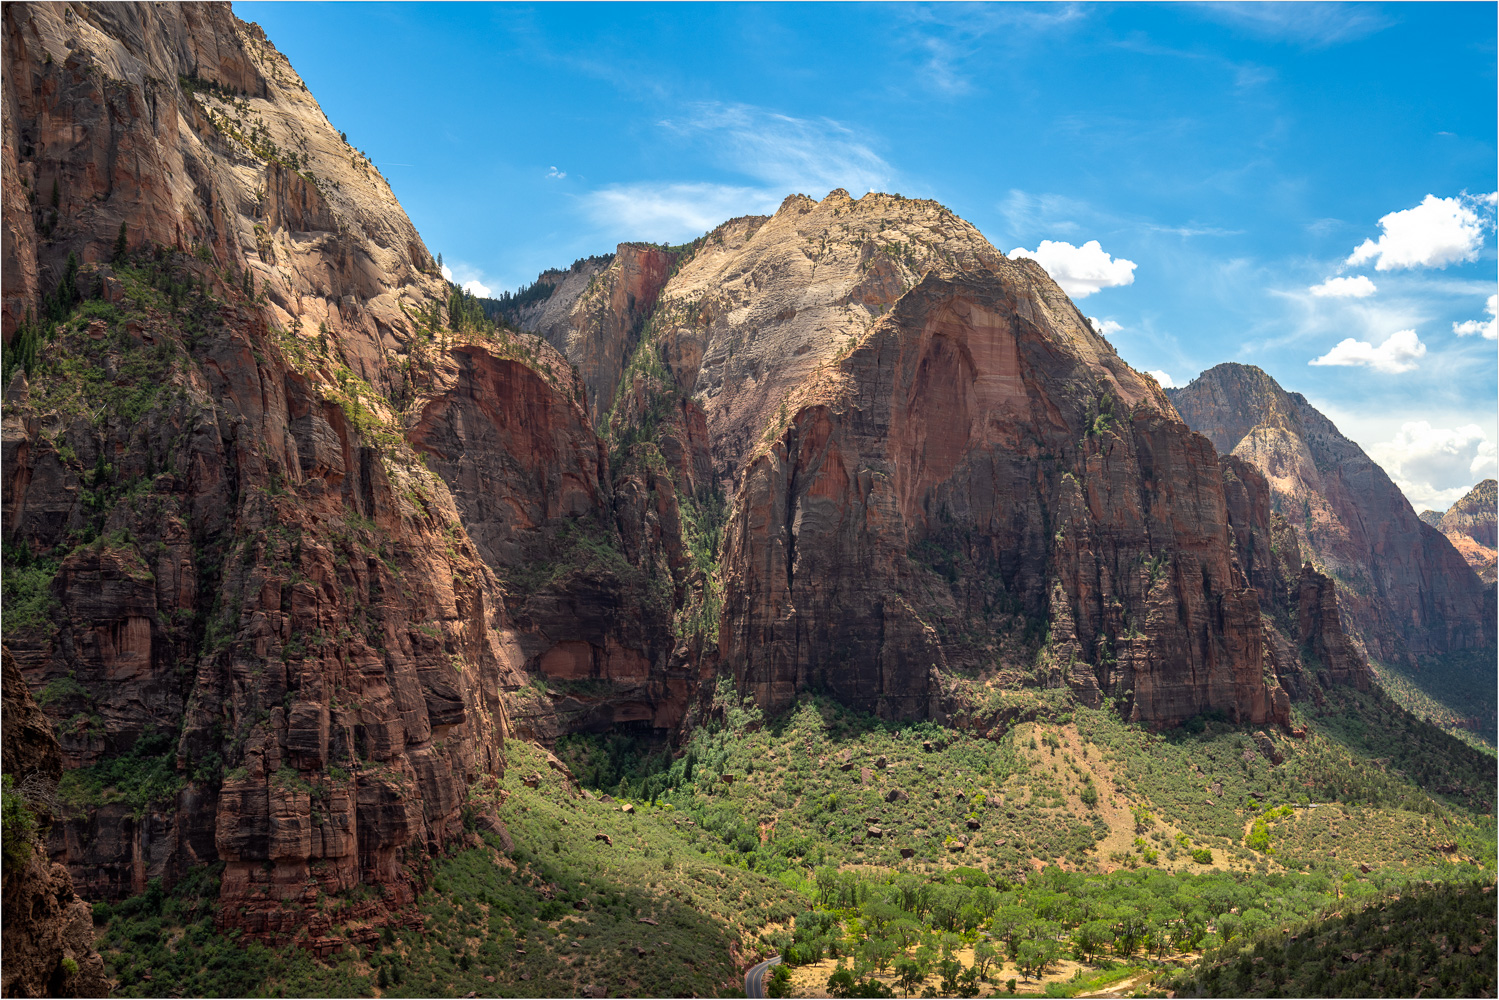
[661,103,892,195]
[440,263,453,281]
[1309,329,1426,373]
[1191,2,1391,47]
[1309,275,1376,298]
[546,166,567,180]
[1148,370,1177,388]
[1009,240,1137,299]
[1370,421,1498,510]
[1088,317,1122,336]
[1453,293,1498,340]
[584,182,781,244]
[1346,195,1487,271]
[462,279,492,298]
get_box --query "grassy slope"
[1166,879,1497,998]
[96,740,802,998]
[90,682,1495,997]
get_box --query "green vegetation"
[1,548,59,637]
[2,774,40,872]
[1165,878,1495,997]
[1368,646,1498,751]
[57,728,184,818]
[97,741,802,997]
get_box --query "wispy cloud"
[1189,2,1394,48]
[583,182,781,244]
[659,103,893,195]
[896,3,1087,95]
[1309,275,1376,298]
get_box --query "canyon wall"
[0,0,540,943]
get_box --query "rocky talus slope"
[3,649,110,998]
[1434,480,1497,584]
[1168,364,1495,663]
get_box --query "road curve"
[745,955,782,998]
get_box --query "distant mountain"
[1432,480,1498,585]
[1167,363,1494,665]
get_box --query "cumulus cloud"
[1009,240,1137,299]
[584,182,781,244]
[1346,195,1487,271]
[1148,370,1177,388]
[546,166,566,180]
[1088,317,1122,336]
[1453,293,1498,340]
[462,279,492,298]
[1370,421,1498,510]
[1309,275,1376,298]
[1309,329,1426,373]
[440,263,453,281]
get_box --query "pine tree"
[113,221,128,261]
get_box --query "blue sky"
[236,1,1497,509]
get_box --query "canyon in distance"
[0,4,1494,999]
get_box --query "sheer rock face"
[661,193,1008,490]
[718,267,1301,727]
[2,649,111,998]
[1436,480,1497,584]
[1168,363,1495,662]
[2,1,528,940]
[406,346,694,738]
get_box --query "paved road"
[744,955,782,998]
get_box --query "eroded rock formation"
[713,263,1308,726]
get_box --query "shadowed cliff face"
[406,345,696,738]
[2,1,537,944]
[718,269,1316,726]
[1167,364,1495,663]
[2,649,111,998]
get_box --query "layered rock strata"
[2,0,533,941]
[715,264,1315,725]
[1168,364,1495,662]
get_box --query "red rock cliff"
[718,267,1306,726]
[2,1,532,944]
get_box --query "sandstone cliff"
[2,0,536,944]
[1435,480,1497,585]
[3,648,110,998]
[1167,364,1495,663]
[710,257,1322,726]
